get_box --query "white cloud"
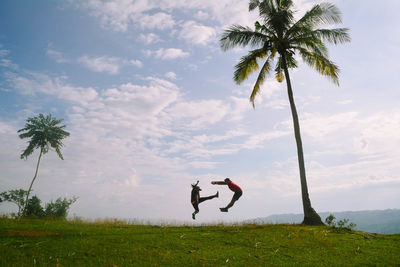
[194,10,209,20]
[138,33,162,44]
[156,0,258,27]
[80,0,175,32]
[139,12,175,30]
[47,48,69,63]
[7,71,98,106]
[300,111,359,140]
[265,109,400,198]
[166,99,229,130]
[228,96,252,121]
[0,49,9,57]
[165,72,177,80]
[186,63,198,71]
[129,59,143,68]
[78,56,121,74]
[124,171,141,187]
[81,0,149,32]
[179,21,217,46]
[188,161,221,169]
[144,48,189,60]
[78,0,322,37]
[77,0,256,34]
[0,48,18,70]
[241,130,290,150]
[337,99,353,105]
[0,59,18,70]
[78,55,142,74]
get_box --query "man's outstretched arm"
[211,181,226,185]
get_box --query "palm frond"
[288,2,342,38]
[249,0,260,11]
[254,21,278,39]
[220,25,267,51]
[311,28,350,44]
[259,0,294,35]
[291,34,329,58]
[250,56,273,107]
[234,48,267,84]
[297,47,339,85]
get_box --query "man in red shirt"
[211,178,242,212]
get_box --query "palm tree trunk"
[22,148,43,217]
[282,54,323,225]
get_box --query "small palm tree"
[220,0,350,225]
[18,113,70,216]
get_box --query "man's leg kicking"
[198,191,219,204]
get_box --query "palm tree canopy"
[220,0,350,106]
[18,114,70,160]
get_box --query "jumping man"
[211,178,242,212]
[191,180,219,220]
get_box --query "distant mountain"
[249,209,400,234]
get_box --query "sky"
[1,0,400,223]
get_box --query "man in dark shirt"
[211,178,242,212]
[191,181,219,220]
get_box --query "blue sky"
[1,0,400,223]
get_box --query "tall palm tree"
[220,0,350,225]
[18,113,70,216]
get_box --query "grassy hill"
[1,218,399,266]
[251,209,400,234]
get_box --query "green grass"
[0,218,399,266]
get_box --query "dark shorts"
[233,190,243,201]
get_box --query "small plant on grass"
[325,214,356,232]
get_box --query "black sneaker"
[192,212,196,220]
[220,208,228,212]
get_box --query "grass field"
[1,218,399,266]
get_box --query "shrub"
[325,214,356,232]
[0,189,28,217]
[25,195,45,218]
[45,197,78,219]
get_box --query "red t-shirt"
[227,180,242,192]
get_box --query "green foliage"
[0,219,399,266]
[24,196,45,218]
[1,190,77,219]
[18,113,70,160]
[325,214,357,232]
[0,189,28,217]
[44,197,78,219]
[325,214,335,226]
[220,0,350,106]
